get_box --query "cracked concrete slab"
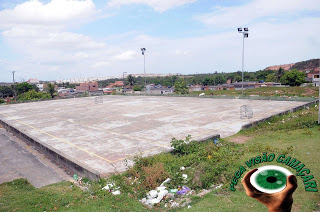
[0,96,311,178]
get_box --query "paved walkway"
[0,128,69,188]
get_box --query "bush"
[133,86,142,91]
[17,90,51,101]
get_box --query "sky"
[0,0,319,82]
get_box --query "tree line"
[0,82,56,101]
[98,68,308,88]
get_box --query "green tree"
[174,79,189,94]
[265,73,276,82]
[276,68,285,82]
[215,75,227,85]
[280,69,306,86]
[133,86,142,91]
[202,77,211,86]
[18,90,51,101]
[15,82,34,96]
[127,74,135,86]
[46,83,56,98]
[234,76,242,82]
[32,84,40,92]
[0,86,14,97]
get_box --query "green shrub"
[17,90,51,101]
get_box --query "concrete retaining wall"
[0,118,100,181]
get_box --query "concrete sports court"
[0,95,312,179]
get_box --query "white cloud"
[0,0,97,29]
[196,0,320,27]
[113,50,137,61]
[107,0,197,12]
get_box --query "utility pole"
[123,72,127,88]
[12,71,16,101]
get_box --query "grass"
[181,105,320,212]
[0,104,319,211]
[191,86,319,98]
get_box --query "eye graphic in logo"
[250,165,293,194]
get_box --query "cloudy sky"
[0,0,319,82]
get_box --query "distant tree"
[215,75,227,85]
[174,79,189,94]
[133,86,142,91]
[280,69,306,86]
[46,83,56,98]
[0,86,14,97]
[32,84,40,92]
[17,90,51,101]
[15,82,34,96]
[276,68,285,82]
[234,76,242,82]
[265,73,276,82]
[127,74,135,86]
[202,77,211,86]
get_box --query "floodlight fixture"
[141,48,146,55]
[244,27,249,31]
[244,33,249,38]
[238,28,242,32]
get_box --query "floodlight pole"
[238,27,249,97]
[141,48,146,88]
[144,53,146,87]
[12,71,16,101]
[242,34,245,96]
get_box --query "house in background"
[27,79,40,84]
[106,81,124,88]
[307,70,320,87]
[76,81,99,92]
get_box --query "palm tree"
[276,68,285,82]
[46,83,56,98]
[127,75,135,86]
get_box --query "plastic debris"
[112,190,121,195]
[182,174,188,179]
[148,190,158,198]
[170,189,178,193]
[160,178,171,187]
[188,205,192,209]
[140,187,169,207]
[102,183,114,191]
[180,166,186,171]
[177,186,190,195]
[171,201,180,208]
[73,174,78,181]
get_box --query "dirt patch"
[229,135,252,144]
[301,88,316,96]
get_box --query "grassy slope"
[0,104,319,212]
[182,112,320,212]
